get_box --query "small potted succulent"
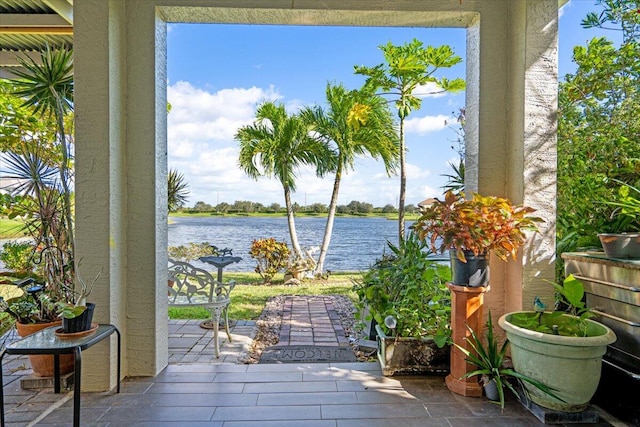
[411,190,543,287]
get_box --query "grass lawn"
[169,271,360,320]
[0,269,360,334]
[0,218,26,239]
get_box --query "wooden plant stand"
[446,283,489,397]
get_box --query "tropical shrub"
[412,190,542,262]
[353,232,451,347]
[0,241,36,275]
[168,242,216,261]
[249,238,290,284]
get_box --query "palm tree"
[301,83,399,274]
[236,101,333,257]
[168,169,190,212]
[355,39,465,243]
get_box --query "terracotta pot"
[15,321,75,377]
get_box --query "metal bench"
[167,259,236,357]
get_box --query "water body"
[0,216,420,273]
[169,215,410,273]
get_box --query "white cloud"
[404,114,451,135]
[405,163,431,180]
[167,81,282,141]
[413,82,447,98]
[166,80,455,208]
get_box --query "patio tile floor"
[0,300,628,426]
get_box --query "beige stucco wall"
[74,0,559,390]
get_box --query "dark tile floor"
[0,307,629,426]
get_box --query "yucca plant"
[456,312,563,410]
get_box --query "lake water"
[0,216,426,273]
[169,216,410,273]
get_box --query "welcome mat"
[259,345,357,363]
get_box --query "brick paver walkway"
[277,296,349,347]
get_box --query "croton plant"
[411,190,543,262]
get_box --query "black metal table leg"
[54,354,60,393]
[1,349,6,427]
[115,327,121,393]
[73,347,82,427]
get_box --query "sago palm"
[236,101,333,257]
[301,83,399,274]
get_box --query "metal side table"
[0,324,121,427]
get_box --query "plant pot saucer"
[55,323,99,339]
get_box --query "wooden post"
[446,283,489,397]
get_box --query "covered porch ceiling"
[0,0,73,77]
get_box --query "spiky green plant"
[456,312,563,410]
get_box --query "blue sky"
[166,0,614,209]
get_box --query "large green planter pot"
[375,325,449,376]
[498,312,616,412]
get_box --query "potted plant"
[598,179,640,258]
[498,274,617,413]
[353,232,451,376]
[412,190,543,287]
[457,311,562,410]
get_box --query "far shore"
[169,211,421,220]
[2,211,422,240]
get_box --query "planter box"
[375,325,449,376]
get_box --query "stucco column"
[74,0,169,390]
[123,0,170,377]
[466,1,558,317]
[504,0,558,313]
[74,0,127,391]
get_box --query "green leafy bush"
[249,238,290,284]
[0,241,36,275]
[354,232,451,347]
[168,242,216,261]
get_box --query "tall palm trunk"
[398,118,406,244]
[283,186,302,257]
[315,164,343,275]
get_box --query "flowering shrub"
[249,238,290,284]
[412,190,542,262]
